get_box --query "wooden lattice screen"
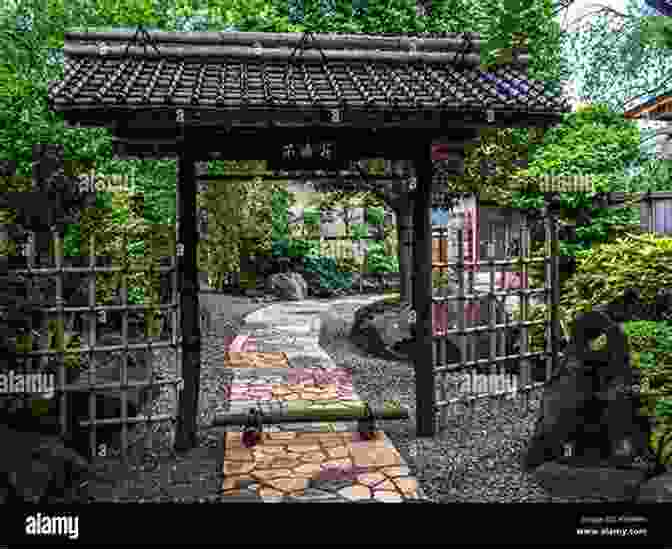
[9,227,183,464]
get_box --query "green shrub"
[514,232,672,352]
[335,256,362,275]
[366,207,385,226]
[302,255,353,292]
[562,233,672,315]
[350,223,369,241]
[365,242,399,274]
[303,208,320,227]
[271,238,320,260]
[271,189,291,243]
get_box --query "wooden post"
[174,137,202,452]
[412,143,435,437]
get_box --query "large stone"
[522,351,596,470]
[265,272,308,301]
[533,461,647,501]
[0,424,90,503]
[524,310,652,472]
[318,309,353,348]
[350,273,381,293]
[636,472,672,502]
[351,314,405,361]
[524,309,656,502]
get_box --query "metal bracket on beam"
[214,400,408,461]
[356,402,377,441]
[241,407,264,448]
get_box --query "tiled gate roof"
[47,30,570,124]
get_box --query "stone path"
[219,297,428,502]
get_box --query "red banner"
[463,207,479,272]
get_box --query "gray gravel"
[321,302,634,503]
[89,293,628,502]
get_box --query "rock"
[0,424,91,503]
[522,351,595,470]
[636,471,672,502]
[265,272,308,301]
[318,309,352,347]
[350,273,381,293]
[524,309,657,500]
[351,315,405,361]
[524,310,652,472]
[533,461,646,501]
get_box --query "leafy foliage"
[301,255,353,292]
[350,223,369,241]
[561,0,672,114]
[365,241,400,274]
[365,206,385,226]
[595,320,672,467]
[198,160,288,287]
[513,233,672,355]
[335,255,362,275]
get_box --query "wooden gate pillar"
[412,143,435,437]
[175,138,202,452]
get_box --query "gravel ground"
[85,290,368,502]
[86,292,278,502]
[322,301,638,503]
[85,291,632,502]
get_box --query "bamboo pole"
[212,400,409,427]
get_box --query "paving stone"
[230,371,288,383]
[216,297,428,502]
[224,351,289,369]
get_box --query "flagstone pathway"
[219,297,429,502]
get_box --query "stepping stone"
[229,369,290,381]
[224,352,289,369]
[221,430,425,500]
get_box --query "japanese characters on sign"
[269,140,344,170]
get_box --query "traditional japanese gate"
[44,27,570,454]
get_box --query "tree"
[561,0,672,116]
[198,160,287,290]
[1,0,570,310]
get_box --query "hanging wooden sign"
[267,140,346,171]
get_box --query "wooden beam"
[174,133,202,453]
[412,141,436,438]
[55,107,565,143]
